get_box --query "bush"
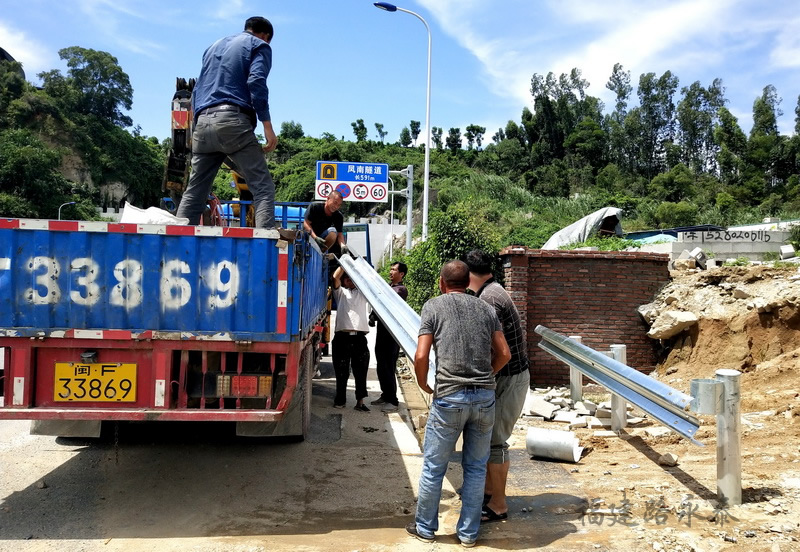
[654,201,698,228]
[0,192,36,218]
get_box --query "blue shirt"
[192,31,272,122]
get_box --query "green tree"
[714,107,747,187]
[399,127,412,147]
[564,117,606,172]
[41,46,133,127]
[464,124,486,150]
[410,120,421,145]
[0,128,74,217]
[795,94,800,135]
[351,119,368,142]
[648,163,694,202]
[374,122,387,143]
[605,63,633,171]
[635,70,679,179]
[432,126,443,149]
[676,79,726,174]
[446,128,462,154]
[280,120,304,139]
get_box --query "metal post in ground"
[716,369,742,506]
[568,336,582,403]
[609,344,628,432]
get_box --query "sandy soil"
[503,265,800,551]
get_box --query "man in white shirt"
[331,266,371,411]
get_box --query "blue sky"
[2,0,799,143]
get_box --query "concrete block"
[553,411,578,423]
[574,400,597,414]
[689,247,707,269]
[569,418,588,429]
[595,407,612,418]
[781,244,796,260]
[593,430,618,438]
[525,396,559,419]
[585,416,612,429]
[644,427,673,438]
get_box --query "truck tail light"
[215,375,271,398]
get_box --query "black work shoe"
[370,397,387,405]
[354,404,370,412]
[405,522,434,543]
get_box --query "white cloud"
[418,0,750,110]
[75,0,165,57]
[0,21,54,77]
[770,17,800,69]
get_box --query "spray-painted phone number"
[4,256,239,309]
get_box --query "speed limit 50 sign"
[315,161,389,203]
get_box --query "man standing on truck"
[370,261,408,412]
[176,16,278,228]
[331,266,370,411]
[409,260,510,547]
[304,190,348,257]
[464,249,531,524]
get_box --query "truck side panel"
[0,221,323,341]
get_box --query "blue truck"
[0,216,329,439]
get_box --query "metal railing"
[338,255,436,384]
[535,325,742,505]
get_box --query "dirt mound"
[647,265,800,412]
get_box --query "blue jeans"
[176,110,275,228]
[415,388,495,543]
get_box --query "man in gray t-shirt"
[406,260,510,548]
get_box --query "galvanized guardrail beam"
[536,324,743,505]
[535,325,702,445]
[338,255,436,381]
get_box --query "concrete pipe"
[526,427,584,463]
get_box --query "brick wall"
[501,247,670,386]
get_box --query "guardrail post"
[609,344,628,431]
[568,336,583,403]
[716,369,742,506]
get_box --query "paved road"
[0,336,645,552]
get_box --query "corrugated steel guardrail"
[338,255,436,380]
[535,325,702,445]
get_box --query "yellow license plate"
[54,363,137,402]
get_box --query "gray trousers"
[176,110,275,228]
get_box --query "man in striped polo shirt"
[465,249,531,523]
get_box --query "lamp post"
[58,201,76,220]
[374,1,432,242]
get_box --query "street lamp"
[374,1,432,242]
[58,201,76,220]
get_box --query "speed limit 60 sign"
[315,161,389,203]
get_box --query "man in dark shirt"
[304,190,347,256]
[176,17,278,228]
[465,249,531,523]
[408,260,510,547]
[370,261,408,412]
